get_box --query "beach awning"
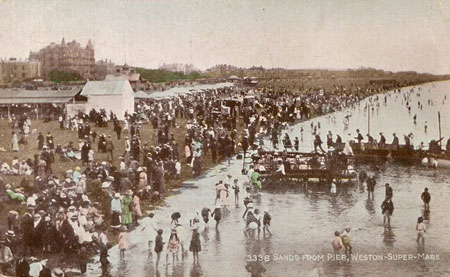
[0,88,81,105]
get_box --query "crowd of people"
[0,79,437,276]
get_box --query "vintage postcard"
[0,0,449,276]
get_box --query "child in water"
[331,231,344,255]
[416,217,426,245]
[263,209,272,236]
[118,226,128,259]
[211,204,222,229]
[155,229,165,268]
[340,227,352,254]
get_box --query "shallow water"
[84,81,450,277]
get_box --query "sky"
[0,0,449,74]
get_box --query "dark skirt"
[189,236,201,252]
[111,211,121,228]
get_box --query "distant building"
[0,58,41,86]
[107,64,146,91]
[95,59,116,80]
[159,63,199,74]
[29,38,95,80]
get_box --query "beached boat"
[247,150,357,187]
[348,142,416,163]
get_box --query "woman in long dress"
[132,193,142,224]
[11,132,19,152]
[121,190,133,226]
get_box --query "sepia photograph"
[0,0,449,276]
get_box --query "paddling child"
[263,209,272,236]
[242,187,253,218]
[155,229,165,268]
[416,216,426,245]
[421,188,431,211]
[166,229,180,265]
[331,231,344,255]
[118,226,128,259]
[201,207,211,227]
[381,196,394,227]
[211,204,222,229]
[147,213,158,258]
[340,227,352,254]
[232,178,240,207]
[189,226,201,262]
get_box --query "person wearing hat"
[111,193,122,231]
[166,229,180,265]
[0,237,14,275]
[121,190,133,226]
[138,167,147,190]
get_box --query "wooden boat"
[348,142,416,163]
[248,150,357,187]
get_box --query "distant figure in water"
[424,121,428,133]
[421,188,431,211]
[330,182,337,194]
[413,114,417,124]
[416,216,426,245]
[381,196,394,227]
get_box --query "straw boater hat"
[114,193,121,198]
[5,230,15,237]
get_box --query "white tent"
[80,78,134,120]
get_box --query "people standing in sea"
[381,196,394,227]
[416,216,426,245]
[263,209,272,237]
[155,229,164,269]
[242,187,252,218]
[118,226,128,259]
[385,183,393,199]
[331,231,344,255]
[175,223,186,258]
[189,226,201,263]
[147,213,158,258]
[421,188,431,211]
[232,178,240,207]
[341,227,352,254]
[211,204,222,229]
[201,207,211,227]
[367,176,376,199]
[166,230,180,265]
